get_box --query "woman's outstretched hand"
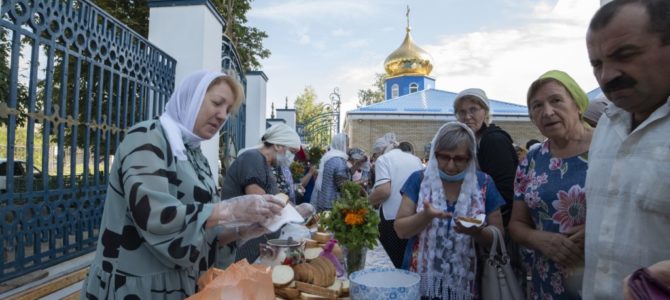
[421,199,452,220]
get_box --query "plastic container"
[349,268,420,300]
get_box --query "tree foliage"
[356,73,386,108]
[92,0,270,71]
[92,0,150,37]
[294,86,325,124]
[213,0,271,71]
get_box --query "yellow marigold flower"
[345,212,365,225]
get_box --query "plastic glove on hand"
[217,194,285,225]
[238,223,269,246]
[295,203,316,220]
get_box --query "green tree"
[294,86,325,125]
[92,0,270,71]
[214,0,271,71]
[356,73,386,108]
[0,28,29,128]
[91,0,150,37]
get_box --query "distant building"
[343,14,542,158]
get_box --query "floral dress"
[514,140,587,300]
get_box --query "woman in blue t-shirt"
[395,122,505,300]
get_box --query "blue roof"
[348,89,528,116]
[587,88,604,100]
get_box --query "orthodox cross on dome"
[406,5,411,31]
[271,102,275,118]
[285,96,289,109]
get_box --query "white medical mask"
[276,146,294,167]
[439,169,466,182]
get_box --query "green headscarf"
[536,70,589,115]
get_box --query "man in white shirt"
[369,133,423,268]
[584,0,670,298]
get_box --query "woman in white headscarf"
[220,123,315,266]
[395,122,505,299]
[312,133,350,211]
[81,71,286,299]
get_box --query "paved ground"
[364,240,395,269]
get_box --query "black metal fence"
[220,35,246,159]
[0,0,176,282]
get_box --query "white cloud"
[249,0,376,24]
[344,39,369,49]
[299,34,311,45]
[331,29,352,37]
[424,0,600,104]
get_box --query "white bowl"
[349,268,420,300]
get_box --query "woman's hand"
[566,224,585,249]
[295,203,315,219]
[238,223,269,246]
[535,230,583,268]
[421,200,452,220]
[214,194,285,225]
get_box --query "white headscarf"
[314,133,348,192]
[159,71,227,160]
[237,123,301,156]
[414,122,485,299]
[262,123,301,149]
[372,132,399,155]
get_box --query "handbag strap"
[486,226,500,260]
[486,226,510,260]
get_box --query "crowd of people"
[80,0,669,299]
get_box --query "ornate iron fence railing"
[219,34,246,163]
[0,0,175,282]
[298,87,341,148]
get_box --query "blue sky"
[248,0,601,117]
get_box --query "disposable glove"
[295,203,316,220]
[215,194,284,225]
[237,223,270,246]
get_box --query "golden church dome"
[384,26,433,77]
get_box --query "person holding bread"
[80,71,286,299]
[220,123,315,267]
[394,122,505,299]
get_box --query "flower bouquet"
[321,181,380,274]
[289,161,305,182]
[308,146,325,166]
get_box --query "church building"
[343,16,542,158]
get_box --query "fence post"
[245,71,269,149]
[147,0,226,178]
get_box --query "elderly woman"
[509,70,592,299]
[81,71,285,298]
[395,122,505,299]
[220,123,312,266]
[348,147,370,187]
[454,88,518,224]
[313,133,349,211]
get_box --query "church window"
[409,83,418,93]
[392,84,399,98]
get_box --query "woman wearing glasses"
[453,88,518,225]
[394,122,505,299]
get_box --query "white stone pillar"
[245,71,268,148]
[276,109,297,131]
[148,0,225,180]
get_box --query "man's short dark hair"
[398,141,414,154]
[589,0,670,45]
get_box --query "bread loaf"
[272,265,295,287]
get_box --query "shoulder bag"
[481,226,524,300]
